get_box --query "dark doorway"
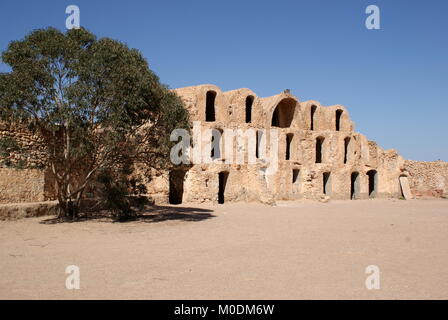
[256,130,262,159]
[316,136,324,163]
[336,109,343,131]
[367,170,378,198]
[351,172,360,199]
[271,98,296,128]
[323,172,331,195]
[218,171,229,204]
[292,169,300,184]
[169,170,186,204]
[245,95,254,123]
[286,133,293,160]
[205,90,216,122]
[210,129,222,160]
[310,105,317,130]
[344,137,350,164]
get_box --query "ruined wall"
[145,84,421,205]
[0,85,447,206]
[0,168,46,204]
[0,121,55,203]
[404,160,448,198]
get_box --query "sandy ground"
[0,199,447,300]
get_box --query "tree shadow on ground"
[39,205,215,224]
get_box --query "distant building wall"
[404,160,448,198]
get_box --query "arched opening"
[286,133,293,160]
[245,95,254,123]
[169,170,186,204]
[310,105,317,130]
[316,136,325,163]
[292,169,300,184]
[367,170,378,198]
[351,172,360,199]
[205,90,216,122]
[271,98,296,128]
[344,137,350,164]
[399,174,412,199]
[255,130,262,159]
[336,109,343,131]
[210,128,222,160]
[323,172,331,196]
[218,171,229,204]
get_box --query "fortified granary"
[144,84,448,205]
[1,84,447,206]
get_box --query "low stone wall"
[0,201,58,220]
[404,160,448,198]
[0,168,46,204]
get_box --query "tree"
[0,27,189,219]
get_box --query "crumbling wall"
[0,168,46,204]
[404,160,448,198]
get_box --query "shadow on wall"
[40,205,215,224]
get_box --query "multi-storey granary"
[1,84,447,206]
[144,84,448,205]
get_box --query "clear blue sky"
[1,0,447,161]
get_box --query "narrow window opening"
[316,136,325,163]
[310,105,317,130]
[218,171,229,204]
[210,129,222,160]
[286,133,293,160]
[256,130,261,159]
[292,169,300,184]
[323,172,331,195]
[205,90,216,122]
[344,137,350,164]
[336,109,343,131]
[245,95,254,123]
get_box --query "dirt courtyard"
[0,199,447,299]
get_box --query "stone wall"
[0,121,47,169]
[404,160,448,198]
[0,168,46,204]
[144,84,413,204]
[0,85,447,206]
[0,121,54,204]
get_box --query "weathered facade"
[145,84,448,204]
[1,84,448,205]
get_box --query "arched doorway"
[323,172,331,196]
[351,172,360,199]
[218,171,229,204]
[367,170,378,198]
[169,170,186,204]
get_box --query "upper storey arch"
[300,101,353,132]
[222,88,259,126]
[328,105,352,132]
[262,92,301,129]
[271,98,297,128]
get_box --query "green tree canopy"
[0,27,189,219]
